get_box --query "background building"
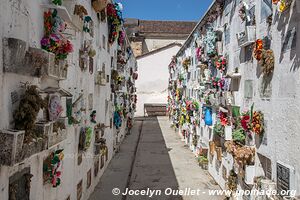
[125,19,196,116]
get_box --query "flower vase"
[245,165,255,185]
[225,126,232,140]
[204,108,213,126]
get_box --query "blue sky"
[120,0,213,21]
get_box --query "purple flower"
[41,37,50,47]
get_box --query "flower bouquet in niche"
[232,128,246,145]
[107,3,123,44]
[182,57,191,71]
[52,0,63,6]
[41,10,73,60]
[253,39,275,75]
[213,122,225,137]
[219,111,229,126]
[251,111,264,135]
[240,111,252,133]
[203,28,217,57]
[272,0,292,13]
[211,76,225,90]
[253,39,263,61]
[43,149,64,187]
[215,56,227,73]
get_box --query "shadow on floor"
[126,117,183,200]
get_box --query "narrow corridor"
[89,117,223,200]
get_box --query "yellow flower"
[278,1,286,12]
[59,152,64,160]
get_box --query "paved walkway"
[89,117,223,200]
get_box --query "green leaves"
[213,122,225,137]
[52,0,63,6]
[232,128,246,144]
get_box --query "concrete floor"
[89,117,224,200]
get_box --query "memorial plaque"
[262,120,268,145]
[107,75,110,83]
[88,93,93,110]
[87,169,91,189]
[277,163,290,193]
[102,35,106,50]
[244,80,253,99]
[94,158,99,177]
[77,153,83,166]
[77,180,83,200]
[100,155,104,169]
[89,57,94,74]
[244,45,254,63]
[258,153,272,179]
[9,168,32,200]
[260,77,272,98]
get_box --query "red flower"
[241,115,250,131]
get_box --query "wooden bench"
[144,103,167,116]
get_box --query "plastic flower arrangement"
[43,149,64,187]
[178,74,185,82]
[225,141,255,166]
[203,28,217,56]
[219,111,229,126]
[169,56,177,69]
[182,57,191,71]
[193,101,200,112]
[41,10,73,60]
[83,127,93,149]
[253,39,274,75]
[196,47,202,61]
[107,3,123,44]
[185,100,193,111]
[252,111,264,135]
[240,111,251,132]
[83,16,93,34]
[253,39,263,61]
[272,0,290,12]
[260,49,275,75]
[52,0,63,6]
[232,129,246,144]
[118,30,126,46]
[234,146,255,166]
[114,109,122,129]
[213,122,225,137]
[215,56,227,72]
[211,77,225,90]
